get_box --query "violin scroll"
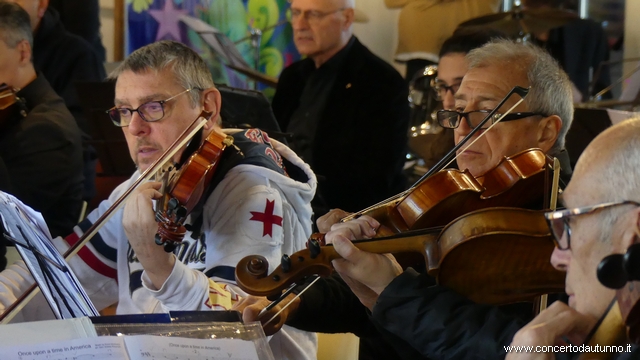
[236,242,337,299]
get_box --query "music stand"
[0,192,98,321]
[179,15,278,88]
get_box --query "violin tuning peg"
[176,206,187,219]
[623,243,640,281]
[168,198,179,211]
[597,254,628,289]
[308,239,321,259]
[281,254,292,273]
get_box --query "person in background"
[8,0,106,202]
[0,1,84,267]
[49,0,105,63]
[272,0,409,219]
[412,27,505,169]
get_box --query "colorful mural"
[126,0,299,96]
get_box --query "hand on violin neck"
[323,215,379,244]
[123,181,176,289]
[316,208,352,233]
[231,293,300,336]
[507,301,598,360]
[331,236,402,300]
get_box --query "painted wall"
[98,0,403,73]
[100,1,640,79]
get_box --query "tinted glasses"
[106,88,195,127]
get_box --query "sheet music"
[0,335,260,360]
[124,335,260,360]
[0,336,129,360]
[0,191,98,319]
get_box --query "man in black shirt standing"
[272,0,409,218]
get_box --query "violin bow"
[342,85,531,222]
[0,111,212,324]
[257,276,321,328]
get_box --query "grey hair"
[108,40,214,107]
[591,118,640,241]
[466,39,574,155]
[0,1,33,49]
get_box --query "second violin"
[236,207,565,305]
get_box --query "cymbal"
[225,64,278,88]
[458,8,579,37]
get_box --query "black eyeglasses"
[436,109,546,129]
[106,88,195,127]
[432,81,460,101]
[544,200,640,250]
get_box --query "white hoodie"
[0,129,318,360]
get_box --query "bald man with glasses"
[507,118,640,360]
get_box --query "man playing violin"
[506,118,640,359]
[235,39,575,359]
[0,40,318,360]
[0,1,84,267]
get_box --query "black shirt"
[0,74,84,239]
[286,37,356,164]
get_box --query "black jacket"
[0,75,84,240]
[33,7,105,200]
[272,37,410,216]
[33,7,105,136]
[48,0,106,63]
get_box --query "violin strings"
[262,276,321,328]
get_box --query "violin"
[0,84,26,133]
[0,111,213,323]
[236,207,565,304]
[343,148,553,238]
[154,122,235,252]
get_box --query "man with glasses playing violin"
[236,39,576,359]
[0,40,318,360]
[507,118,640,359]
[272,0,409,219]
